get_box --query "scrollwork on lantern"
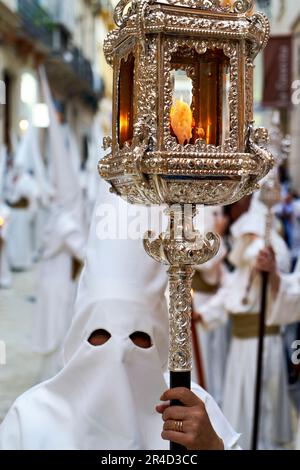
[168,266,194,372]
[144,230,220,266]
[114,0,256,25]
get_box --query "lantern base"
[99,127,274,207]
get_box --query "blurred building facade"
[0,0,115,164]
[1,0,300,189]
[255,0,300,191]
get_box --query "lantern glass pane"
[221,63,231,145]
[170,49,230,147]
[118,54,135,148]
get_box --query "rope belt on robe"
[7,198,30,209]
[229,313,280,339]
[71,258,84,281]
[192,271,220,295]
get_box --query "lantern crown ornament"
[99,0,273,207]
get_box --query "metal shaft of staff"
[251,270,269,450]
[251,202,275,450]
[191,299,206,390]
[168,265,193,451]
[170,371,191,451]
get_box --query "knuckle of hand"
[194,409,204,422]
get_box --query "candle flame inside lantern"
[119,113,131,147]
[0,216,5,228]
[120,114,128,136]
[170,99,193,145]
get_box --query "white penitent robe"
[0,294,240,451]
[268,259,300,327]
[201,234,292,450]
[32,68,87,380]
[0,203,12,288]
[267,259,300,450]
[192,240,229,406]
[0,372,240,451]
[31,206,86,379]
[7,173,39,271]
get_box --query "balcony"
[16,0,102,106]
[17,0,53,49]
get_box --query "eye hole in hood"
[88,329,111,347]
[129,331,152,349]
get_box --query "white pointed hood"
[14,125,53,206]
[39,66,81,207]
[230,191,268,241]
[85,115,104,207]
[4,183,170,450]
[58,185,170,448]
[30,126,53,206]
[37,67,86,261]
[64,181,169,366]
[229,183,290,273]
[13,130,32,175]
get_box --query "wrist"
[204,435,224,451]
[214,436,225,451]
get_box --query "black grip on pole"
[251,271,269,451]
[170,371,191,452]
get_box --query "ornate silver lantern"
[99,0,273,444]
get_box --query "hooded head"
[27,182,169,449]
[13,125,53,205]
[64,180,169,368]
[228,190,268,268]
[229,178,290,273]
[39,66,81,208]
[13,128,33,178]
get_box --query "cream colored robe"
[268,259,300,449]
[201,234,292,449]
[193,240,229,406]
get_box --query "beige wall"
[1,44,43,150]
